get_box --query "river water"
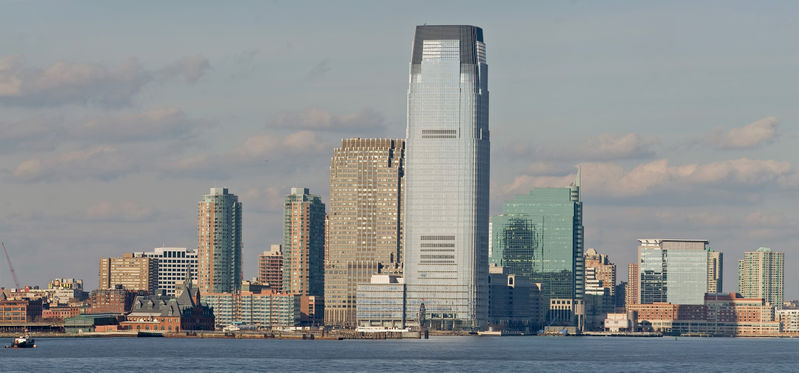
[2,336,797,372]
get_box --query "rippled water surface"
[2,336,798,372]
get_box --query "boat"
[5,335,36,349]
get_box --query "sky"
[1,1,798,298]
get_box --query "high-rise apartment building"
[584,248,616,296]
[283,188,325,297]
[403,25,490,330]
[132,247,198,296]
[197,187,242,294]
[707,249,723,293]
[638,239,721,305]
[626,263,639,308]
[490,175,584,304]
[98,254,158,293]
[738,247,784,307]
[258,244,283,292]
[325,138,405,327]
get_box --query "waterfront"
[2,336,798,372]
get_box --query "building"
[202,291,301,328]
[638,239,720,305]
[99,254,159,293]
[491,175,584,326]
[0,298,43,323]
[738,247,784,307]
[403,25,490,331]
[283,187,325,323]
[626,263,639,309]
[777,309,799,333]
[584,249,616,296]
[356,275,407,330]
[87,287,141,314]
[198,187,242,294]
[42,306,82,320]
[132,247,198,296]
[325,138,405,327]
[487,266,540,330]
[627,293,780,336]
[258,244,283,292]
[47,278,87,305]
[120,276,214,332]
[64,314,121,333]
[707,249,723,293]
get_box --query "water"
[1,336,797,372]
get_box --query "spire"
[576,165,581,188]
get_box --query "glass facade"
[490,184,584,304]
[404,25,490,330]
[638,239,712,305]
[197,188,242,294]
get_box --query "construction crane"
[1,242,21,289]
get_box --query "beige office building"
[738,247,784,306]
[324,138,405,327]
[99,254,158,293]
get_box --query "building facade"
[132,247,198,296]
[707,249,723,293]
[491,178,584,312]
[626,263,639,309]
[638,239,719,305]
[325,138,405,327]
[202,291,301,328]
[258,244,283,292]
[99,254,159,293]
[197,187,243,294]
[88,288,142,314]
[738,247,784,307]
[403,25,490,330]
[356,275,407,330]
[282,188,325,323]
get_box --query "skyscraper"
[490,175,584,304]
[197,187,242,294]
[626,263,640,308]
[707,249,723,293]
[584,248,616,296]
[637,239,720,305]
[258,244,283,293]
[403,25,490,330]
[282,188,325,297]
[325,138,405,327]
[738,247,784,306]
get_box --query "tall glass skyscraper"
[403,25,490,330]
[637,239,718,305]
[490,176,584,304]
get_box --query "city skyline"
[2,2,799,298]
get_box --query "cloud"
[512,132,658,161]
[308,59,332,79]
[503,158,794,199]
[78,107,212,142]
[159,55,211,84]
[581,133,658,160]
[0,54,211,106]
[707,116,779,149]
[270,107,384,132]
[12,145,135,182]
[86,201,155,222]
[162,130,332,178]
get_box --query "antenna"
[2,242,21,289]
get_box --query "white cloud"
[503,158,794,199]
[581,133,658,160]
[707,116,779,149]
[12,145,134,182]
[270,107,384,132]
[78,107,212,142]
[0,55,211,106]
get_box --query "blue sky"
[1,1,798,297]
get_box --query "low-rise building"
[488,266,540,331]
[777,309,799,333]
[0,298,43,323]
[202,290,300,328]
[87,287,142,314]
[356,275,406,330]
[64,314,121,333]
[120,284,214,332]
[43,306,82,320]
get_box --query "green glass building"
[490,173,584,302]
